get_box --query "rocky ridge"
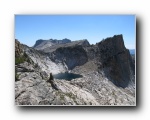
[15,35,135,105]
[33,38,90,53]
[33,38,71,50]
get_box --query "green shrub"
[15,53,31,65]
[15,56,26,65]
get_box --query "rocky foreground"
[15,35,135,105]
[15,68,135,105]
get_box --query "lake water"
[53,73,82,80]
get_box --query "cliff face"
[96,35,135,88]
[50,45,88,70]
[82,35,135,88]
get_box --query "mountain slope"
[15,34,135,105]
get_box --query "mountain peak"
[33,38,71,50]
[33,38,90,52]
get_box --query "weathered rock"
[96,35,135,88]
[15,70,135,105]
[33,38,71,50]
[16,62,34,72]
[23,45,67,74]
[51,45,88,70]
[34,39,90,53]
[15,34,135,105]
[40,71,48,80]
[15,39,23,57]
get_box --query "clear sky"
[15,15,135,49]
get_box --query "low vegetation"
[15,53,32,65]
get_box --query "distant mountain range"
[33,38,90,53]
[129,49,135,55]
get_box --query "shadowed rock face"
[96,35,135,88]
[51,45,88,70]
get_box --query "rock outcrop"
[96,35,135,88]
[33,38,71,50]
[33,39,90,53]
[15,34,135,105]
[50,45,88,70]
[22,45,67,74]
[75,35,135,88]
[15,71,135,105]
[15,39,23,57]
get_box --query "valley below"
[15,35,135,105]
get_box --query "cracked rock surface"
[15,70,135,105]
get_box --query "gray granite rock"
[15,35,135,105]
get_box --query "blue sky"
[15,15,135,49]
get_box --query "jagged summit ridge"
[33,38,71,50]
[33,38,90,52]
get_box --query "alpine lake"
[53,72,83,80]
